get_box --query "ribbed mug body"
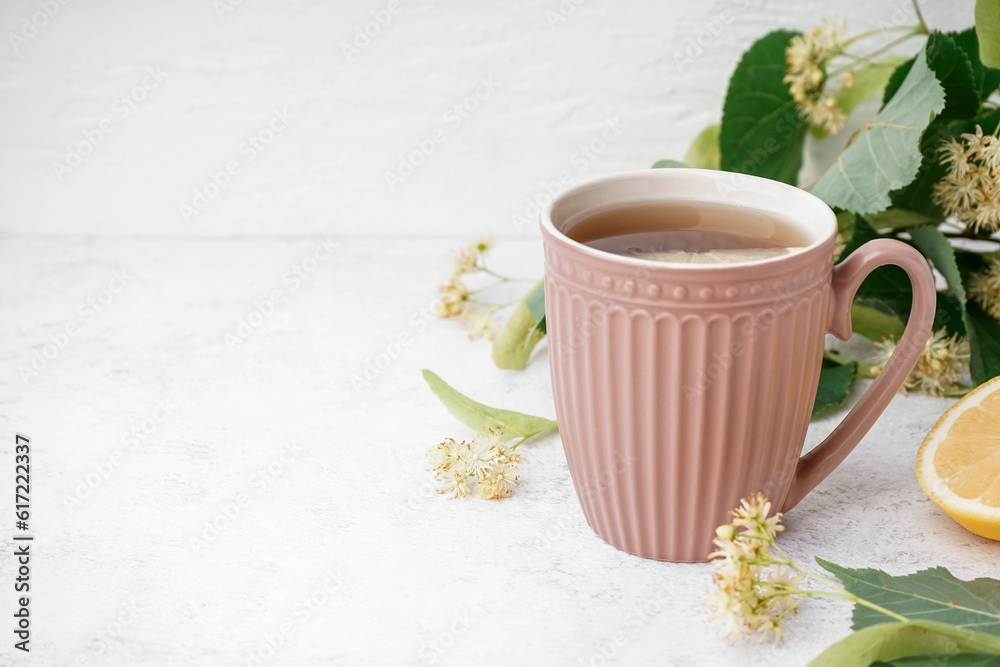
[543,212,834,562]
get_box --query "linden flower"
[708,494,797,644]
[462,307,500,341]
[436,280,469,318]
[932,126,1000,233]
[873,328,969,397]
[784,19,848,135]
[969,259,1000,320]
[427,428,525,500]
[449,246,478,278]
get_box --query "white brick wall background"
[0,0,976,237]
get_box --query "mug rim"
[541,168,837,271]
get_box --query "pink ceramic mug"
[541,168,936,562]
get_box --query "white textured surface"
[2,237,999,667]
[1,1,997,666]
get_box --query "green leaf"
[421,369,557,441]
[851,303,905,341]
[719,30,808,185]
[812,48,946,214]
[813,362,856,416]
[951,27,1000,100]
[863,208,940,231]
[524,280,545,323]
[839,217,914,321]
[683,124,721,170]
[873,654,1000,666]
[652,159,687,168]
[808,621,1000,667]
[965,301,1000,384]
[838,56,911,116]
[936,290,968,338]
[523,281,547,346]
[816,559,1000,636]
[492,281,546,370]
[909,225,965,308]
[977,0,1000,68]
[882,33,979,121]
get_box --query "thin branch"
[911,0,930,34]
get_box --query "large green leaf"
[523,280,547,343]
[651,159,687,168]
[837,57,910,114]
[864,208,940,232]
[951,27,1000,99]
[683,124,721,170]
[422,369,557,441]
[965,301,1000,384]
[840,217,914,321]
[851,303,905,341]
[812,48,945,214]
[873,655,1000,666]
[719,30,808,185]
[492,281,546,370]
[813,361,856,416]
[909,225,964,308]
[808,621,1000,667]
[882,33,979,120]
[817,559,1000,635]
[977,0,1000,68]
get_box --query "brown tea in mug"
[566,200,810,264]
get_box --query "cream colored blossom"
[969,260,1000,320]
[873,328,969,397]
[784,20,848,135]
[708,495,794,644]
[449,245,478,278]
[932,127,1000,233]
[462,307,500,341]
[436,280,469,318]
[427,428,525,500]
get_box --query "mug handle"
[779,238,937,512]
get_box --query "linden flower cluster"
[932,126,1000,233]
[873,328,969,397]
[437,235,501,341]
[708,494,805,643]
[784,20,850,135]
[427,428,526,500]
[968,259,1000,320]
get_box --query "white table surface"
[2,236,998,667]
[2,1,997,665]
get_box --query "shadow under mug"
[540,168,936,562]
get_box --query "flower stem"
[911,0,930,34]
[475,265,534,283]
[943,385,974,398]
[829,29,924,77]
